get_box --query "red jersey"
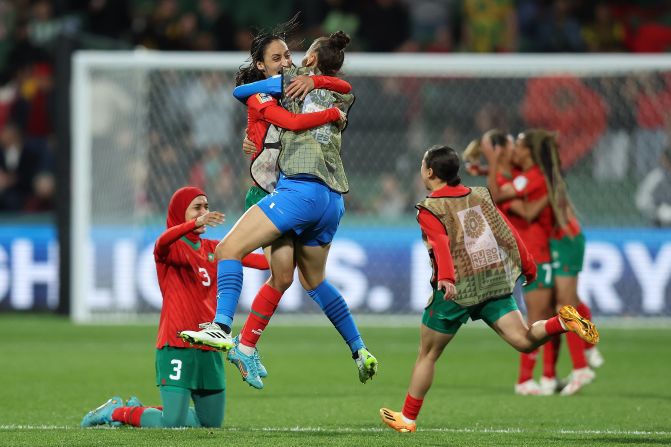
[552,213,581,239]
[154,220,268,350]
[246,76,352,157]
[417,184,536,285]
[509,166,553,262]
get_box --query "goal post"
[70,51,671,323]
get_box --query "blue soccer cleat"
[80,396,123,428]
[233,335,267,378]
[125,396,143,407]
[227,344,264,390]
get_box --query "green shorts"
[421,289,518,334]
[245,185,269,211]
[155,346,225,391]
[524,261,555,292]
[551,233,585,277]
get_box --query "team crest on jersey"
[256,93,273,103]
[208,253,215,262]
[513,175,528,192]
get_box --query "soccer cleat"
[227,344,264,389]
[80,396,123,428]
[233,336,267,378]
[179,322,235,351]
[559,305,600,345]
[539,376,560,396]
[585,347,605,369]
[514,379,541,396]
[125,396,143,407]
[560,367,595,396]
[354,348,378,383]
[379,408,416,433]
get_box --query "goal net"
[71,52,671,323]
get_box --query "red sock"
[401,393,424,421]
[240,284,283,348]
[566,331,588,369]
[544,316,566,336]
[518,350,538,383]
[576,302,595,349]
[111,406,147,427]
[542,335,560,378]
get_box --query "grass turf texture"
[1,315,670,446]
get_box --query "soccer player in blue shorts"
[180,31,378,390]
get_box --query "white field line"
[1,425,670,436]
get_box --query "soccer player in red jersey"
[80,187,269,428]
[531,132,604,394]
[379,146,599,433]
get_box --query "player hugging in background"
[379,145,599,433]
[180,28,379,391]
[474,129,604,396]
[80,187,268,428]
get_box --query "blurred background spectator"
[636,147,671,226]
[0,0,671,218]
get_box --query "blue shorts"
[256,174,345,246]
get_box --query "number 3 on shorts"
[169,359,182,380]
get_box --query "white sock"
[401,414,415,424]
[238,342,255,356]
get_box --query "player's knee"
[215,240,240,260]
[269,273,293,292]
[512,338,535,353]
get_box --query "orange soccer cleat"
[559,305,600,345]
[379,408,416,433]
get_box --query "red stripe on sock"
[111,406,147,427]
[240,284,283,348]
[542,335,560,378]
[566,331,588,369]
[402,393,424,421]
[576,302,595,349]
[544,316,566,336]
[518,350,538,383]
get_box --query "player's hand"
[195,211,225,228]
[286,75,314,100]
[439,280,457,300]
[335,108,347,130]
[242,136,256,156]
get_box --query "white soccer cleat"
[585,347,605,369]
[179,322,234,351]
[539,376,559,396]
[560,367,596,396]
[514,379,542,396]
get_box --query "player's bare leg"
[516,288,554,395]
[180,206,281,356]
[380,325,453,433]
[296,243,378,383]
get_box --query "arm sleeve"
[311,75,352,94]
[418,209,455,283]
[233,75,282,102]
[260,103,341,131]
[241,253,270,270]
[496,207,536,279]
[154,220,198,260]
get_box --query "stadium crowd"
[1,0,671,216]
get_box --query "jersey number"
[169,359,182,380]
[198,267,211,287]
[541,264,553,284]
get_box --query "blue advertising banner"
[0,224,669,315]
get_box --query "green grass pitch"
[1,314,670,446]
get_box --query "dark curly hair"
[234,14,300,86]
